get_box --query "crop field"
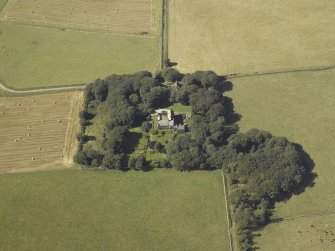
[0,91,82,173]
[0,23,160,89]
[0,169,230,251]
[227,69,335,250]
[169,0,335,75]
[0,0,160,35]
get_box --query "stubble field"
[1,0,159,34]
[0,91,82,173]
[227,69,335,250]
[169,0,335,75]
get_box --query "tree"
[161,68,183,82]
[103,126,129,153]
[135,155,150,171]
[83,83,95,108]
[76,132,88,143]
[141,121,151,133]
[74,151,89,166]
[154,142,165,153]
[129,93,140,105]
[93,79,108,102]
[127,156,136,169]
[102,152,127,170]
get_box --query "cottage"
[153,108,185,132]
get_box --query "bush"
[141,121,152,133]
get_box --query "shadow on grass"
[125,131,144,154]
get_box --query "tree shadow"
[125,132,143,154]
[222,96,242,125]
[168,61,178,67]
[87,135,96,141]
[216,77,233,93]
[293,143,317,193]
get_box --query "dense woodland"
[75,68,314,250]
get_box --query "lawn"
[169,0,335,75]
[0,23,160,89]
[227,69,335,250]
[170,103,191,115]
[0,169,230,251]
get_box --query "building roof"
[158,119,174,128]
[174,124,185,132]
[155,109,173,120]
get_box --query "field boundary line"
[221,171,234,251]
[0,21,159,39]
[227,64,335,79]
[273,211,335,222]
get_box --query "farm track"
[0,81,85,94]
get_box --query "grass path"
[0,81,85,93]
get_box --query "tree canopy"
[74,68,314,251]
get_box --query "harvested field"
[0,91,82,173]
[169,0,335,75]
[1,0,159,34]
[227,69,335,250]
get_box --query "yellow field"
[169,0,335,75]
[0,0,159,34]
[0,91,82,173]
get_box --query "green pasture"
[227,69,335,250]
[0,169,229,251]
[0,23,160,89]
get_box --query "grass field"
[227,69,335,250]
[1,0,159,35]
[0,23,160,89]
[0,169,230,251]
[0,91,82,173]
[169,0,335,75]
